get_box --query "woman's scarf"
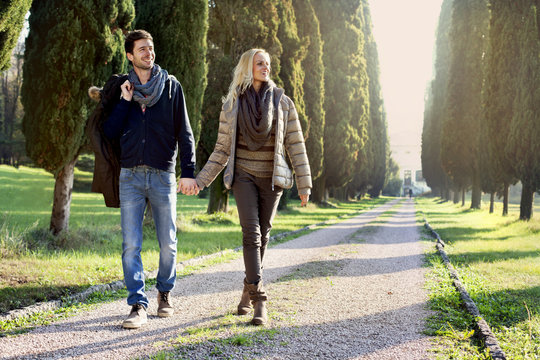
[128,64,168,108]
[237,82,274,151]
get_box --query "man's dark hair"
[125,30,153,54]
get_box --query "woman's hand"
[299,194,309,207]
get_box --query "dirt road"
[0,199,433,359]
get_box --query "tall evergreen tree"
[291,0,325,182]
[0,0,32,71]
[507,0,540,220]
[276,0,306,132]
[22,0,134,234]
[483,0,521,215]
[440,0,488,209]
[362,0,387,198]
[135,0,208,145]
[312,0,370,202]
[199,0,282,213]
[275,0,306,209]
[421,0,453,199]
[1,41,24,165]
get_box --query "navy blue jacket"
[103,76,196,178]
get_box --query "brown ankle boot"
[237,279,252,315]
[246,281,268,325]
[122,304,147,329]
[157,291,174,318]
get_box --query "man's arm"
[103,80,133,140]
[174,81,198,195]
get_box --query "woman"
[196,49,311,325]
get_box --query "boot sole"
[237,307,252,315]
[251,318,266,326]
[157,312,173,318]
[122,319,147,329]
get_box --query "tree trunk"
[50,158,77,235]
[207,172,229,214]
[502,182,509,216]
[453,190,460,204]
[461,189,465,206]
[311,174,326,204]
[519,180,534,221]
[143,202,153,226]
[278,189,290,210]
[489,192,494,213]
[333,187,346,201]
[470,181,481,209]
[444,187,451,202]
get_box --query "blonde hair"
[223,48,275,110]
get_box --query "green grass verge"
[417,197,540,359]
[0,165,387,316]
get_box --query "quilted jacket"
[196,87,312,195]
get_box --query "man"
[104,30,199,329]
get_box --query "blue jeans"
[119,166,177,308]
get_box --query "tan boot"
[122,304,147,329]
[237,279,252,315]
[157,291,174,318]
[246,281,268,325]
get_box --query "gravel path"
[0,199,434,359]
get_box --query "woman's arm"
[284,97,312,197]
[195,110,233,189]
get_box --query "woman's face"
[252,52,270,86]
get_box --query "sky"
[368,0,444,176]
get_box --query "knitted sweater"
[235,121,275,178]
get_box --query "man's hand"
[300,194,309,207]
[177,178,199,196]
[120,80,134,101]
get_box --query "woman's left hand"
[300,194,309,207]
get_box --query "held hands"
[177,178,200,196]
[120,80,134,101]
[300,194,309,207]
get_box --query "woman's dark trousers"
[232,168,283,284]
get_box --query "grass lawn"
[417,197,540,359]
[0,165,386,315]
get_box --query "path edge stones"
[424,218,507,360]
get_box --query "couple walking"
[100,30,312,329]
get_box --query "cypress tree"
[276,0,306,132]
[440,0,488,208]
[275,0,306,209]
[312,0,370,202]
[21,0,134,235]
[200,0,282,213]
[421,0,453,199]
[346,0,386,200]
[1,41,24,166]
[507,0,540,220]
[0,0,32,71]
[292,0,325,183]
[362,0,387,198]
[483,0,521,215]
[135,0,208,145]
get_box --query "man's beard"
[133,58,153,70]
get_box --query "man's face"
[127,39,155,70]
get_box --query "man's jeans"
[119,166,177,308]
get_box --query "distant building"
[402,169,429,196]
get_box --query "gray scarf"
[237,82,274,151]
[128,64,168,107]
